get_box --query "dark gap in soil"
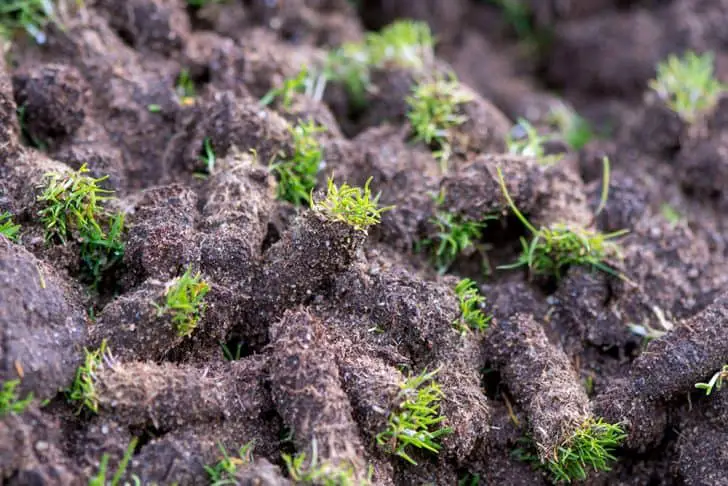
[114,28,137,50]
[128,424,169,453]
[481,362,504,400]
[261,221,281,253]
[221,333,257,361]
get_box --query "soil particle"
[0,238,86,400]
[0,408,80,485]
[677,424,728,486]
[545,9,670,97]
[269,309,368,477]
[232,459,292,485]
[12,63,89,146]
[122,184,200,283]
[592,170,649,232]
[93,0,191,56]
[676,132,728,198]
[0,55,19,150]
[485,313,590,460]
[625,95,686,157]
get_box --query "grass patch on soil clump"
[506,118,562,165]
[453,278,491,333]
[205,441,254,485]
[649,51,726,123]
[311,177,393,231]
[496,163,627,280]
[376,367,452,465]
[0,379,33,416]
[67,339,109,415]
[406,74,473,170]
[0,212,21,241]
[272,120,325,206]
[38,164,125,287]
[695,364,728,395]
[154,267,210,338]
[283,442,366,485]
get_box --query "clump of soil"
[2,1,728,485]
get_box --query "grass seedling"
[453,278,491,333]
[548,104,594,151]
[545,418,626,483]
[311,177,393,231]
[649,51,726,123]
[204,441,254,486]
[660,203,683,226]
[0,0,58,44]
[406,75,473,170]
[506,118,561,165]
[282,439,365,486]
[198,137,216,175]
[68,339,109,415]
[89,437,139,486]
[325,20,434,108]
[38,164,113,244]
[176,69,196,106]
[38,164,125,287]
[376,367,452,465]
[0,212,21,241]
[695,365,728,396]
[496,164,628,280]
[272,120,324,205]
[260,67,311,109]
[0,379,33,416]
[419,212,492,274]
[154,267,210,338]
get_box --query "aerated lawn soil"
[2,0,728,485]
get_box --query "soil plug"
[486,313,592,461]
[269,309,369,481]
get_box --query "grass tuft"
[325,20,434,107]
[282,439,366,486]
[695,364,728,395]
[406,74,473,170]
[545,418,626,483]
[154,267,210,338]
[176,69,196,106]
[419,212,493,274]
[0,211,21,241]
[0,0,58,44]
[453,278,491,333]
[260,67,314,109]
[272,120,325,206]
[89,437,139,486]
[38,164,125,287]
[649,51,726,123]
[496,164,627,280]
[0,379,33,416]
[376,367,452,465]
[311,177,393,231]
[506,118,561,165]
[547,104,594,151]
[205,441,254,486]
[67,339,110,415]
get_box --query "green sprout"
[660,203,683,226]
[695,365,728,396]
[204,441,254,486]
[282,440,366,486]
[548,104,594,151]
[453,278,491,333]
[406,75,473,170]
[38,164,113,244]
[325,20,434,108]
[186,0,228,6]
[0,0,58,44]
[198,137,216,176]
[260,67,326,109]
[649,51,726,123]
[376,367,452,465]
[0,379,33,416]
[176,69,196,105]
[272,120,324,206]
[38,164,125,287]
[68,339,109,415]
[506,119,561,165]
[0,212,21,241]
[496,164,627,280]
[419,212,492,274]
[311,177,393,232]
[89,437,139,486]
[154,267,210,338]
[545,418,626,483]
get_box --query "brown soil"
[2,0,728,485]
